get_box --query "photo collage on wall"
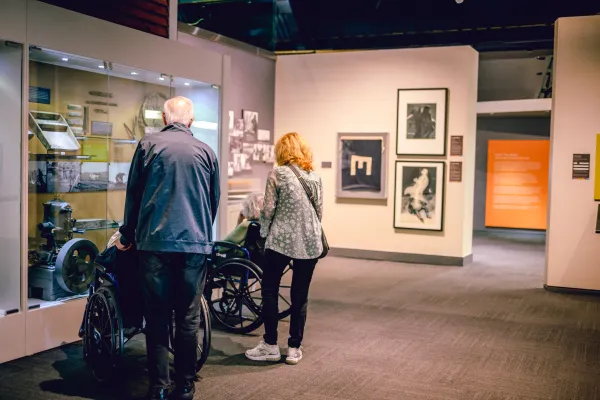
[393,88,449,231]
[228,109,275,177]
[28,160,131,193]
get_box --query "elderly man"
[117,96,220,400]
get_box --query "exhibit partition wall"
[546,15,600,292]
[275,48,478,265]
[0,0,226,364]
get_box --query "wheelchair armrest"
[93,263,106,274]
[213,241,243,251]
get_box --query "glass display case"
[26,46,221,307]
[0,39,23,318]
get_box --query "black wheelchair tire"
[206,259,264,335]
[84,285,124,382]
[196,296,211,372]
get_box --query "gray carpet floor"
[2,233,600,400]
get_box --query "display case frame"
[0,0,231,364]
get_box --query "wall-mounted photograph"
[336,133,388,200]
[28,161,48,193]
[393,161,445,231]
[108,162,130,190]
[79,162,108,192]
[46,162,81,193]
[396,88,448,156]
[242,110,258,143]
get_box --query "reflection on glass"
[172,77,221,238]
[0,40,23,316]
[27,47,110,307]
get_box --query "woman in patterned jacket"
[245,132,324,365]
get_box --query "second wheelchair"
[204,221,293,334]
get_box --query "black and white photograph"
[406,104,436,139]
[108,162,130,190]
[396,88,448,156]
[28,161,47,193]
[46,162,81,193]
[232,118,244,138]
[242,110,258,142]
[394,161,445,231]
[78,162,108,192]
[336,133,388,199]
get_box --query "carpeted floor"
[2,233,600,400]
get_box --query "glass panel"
[0,40,23,316]
[27,47,109,307]
[173,77,221,239]
[104,63,172,242]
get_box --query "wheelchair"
[79,246,211,382]
[204,221,293,334]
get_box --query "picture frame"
[396,88,448,156]
[393,160,445,231]
[336,132,388,199]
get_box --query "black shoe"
[147,386,169,400]
[172,381,195,400]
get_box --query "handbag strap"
[288,165,319,217]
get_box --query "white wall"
[546,16,600,290]
[275,47,479,259]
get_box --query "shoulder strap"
[288,165,319,214]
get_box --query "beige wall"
[275,47,478,259]
[546,16,600,290]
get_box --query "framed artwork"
[28,161,48,193]
[396,88,448,156]
[46,161,81,193]
[336,133,388,199]
[393,161,445,231]
[78,162,108,192]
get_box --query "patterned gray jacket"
[260,165,324,260]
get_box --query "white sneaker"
[245,341,281,362]
[286,346,303,365]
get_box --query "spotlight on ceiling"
[184,82,190,86]
[98,65,105,69]
[455,0,464,3]
[61,57,68,62]
[131,71,139,75]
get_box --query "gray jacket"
[119,123,220,254]
[260,165,323,260]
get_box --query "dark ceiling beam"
[275,24,556,53]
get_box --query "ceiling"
[178,0,600,53]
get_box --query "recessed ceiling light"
[98,65,105,69]
[61,57,69,62]
[159,77,165,81]
[131,72,138,75]
[184,82,190,86]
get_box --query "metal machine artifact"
[28,196,99,301]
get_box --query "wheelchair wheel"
[168,296,211,373]
[84,285,124,382]
[278,262,293,320]
[206,259,263,334]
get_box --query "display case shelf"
[28,111,81,151]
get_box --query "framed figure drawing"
[336,133,388,199]
[396,88,448,156]
[393,161,445,231]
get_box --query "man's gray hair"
[241,192,264,221]
[164,96,195,125]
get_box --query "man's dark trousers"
[139,251,207,389]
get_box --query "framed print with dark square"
[393,161,445,231]
[396,88,448,156]
[337,133,388,199]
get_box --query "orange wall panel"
[485,140,550,230]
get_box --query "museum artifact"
[396,88,448,156]
[336,132,388,200]
[28,196,99,301]
[393,161,445,231]
[139,92,168,135]
[28,110,81,151]
[86,100,118,107]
